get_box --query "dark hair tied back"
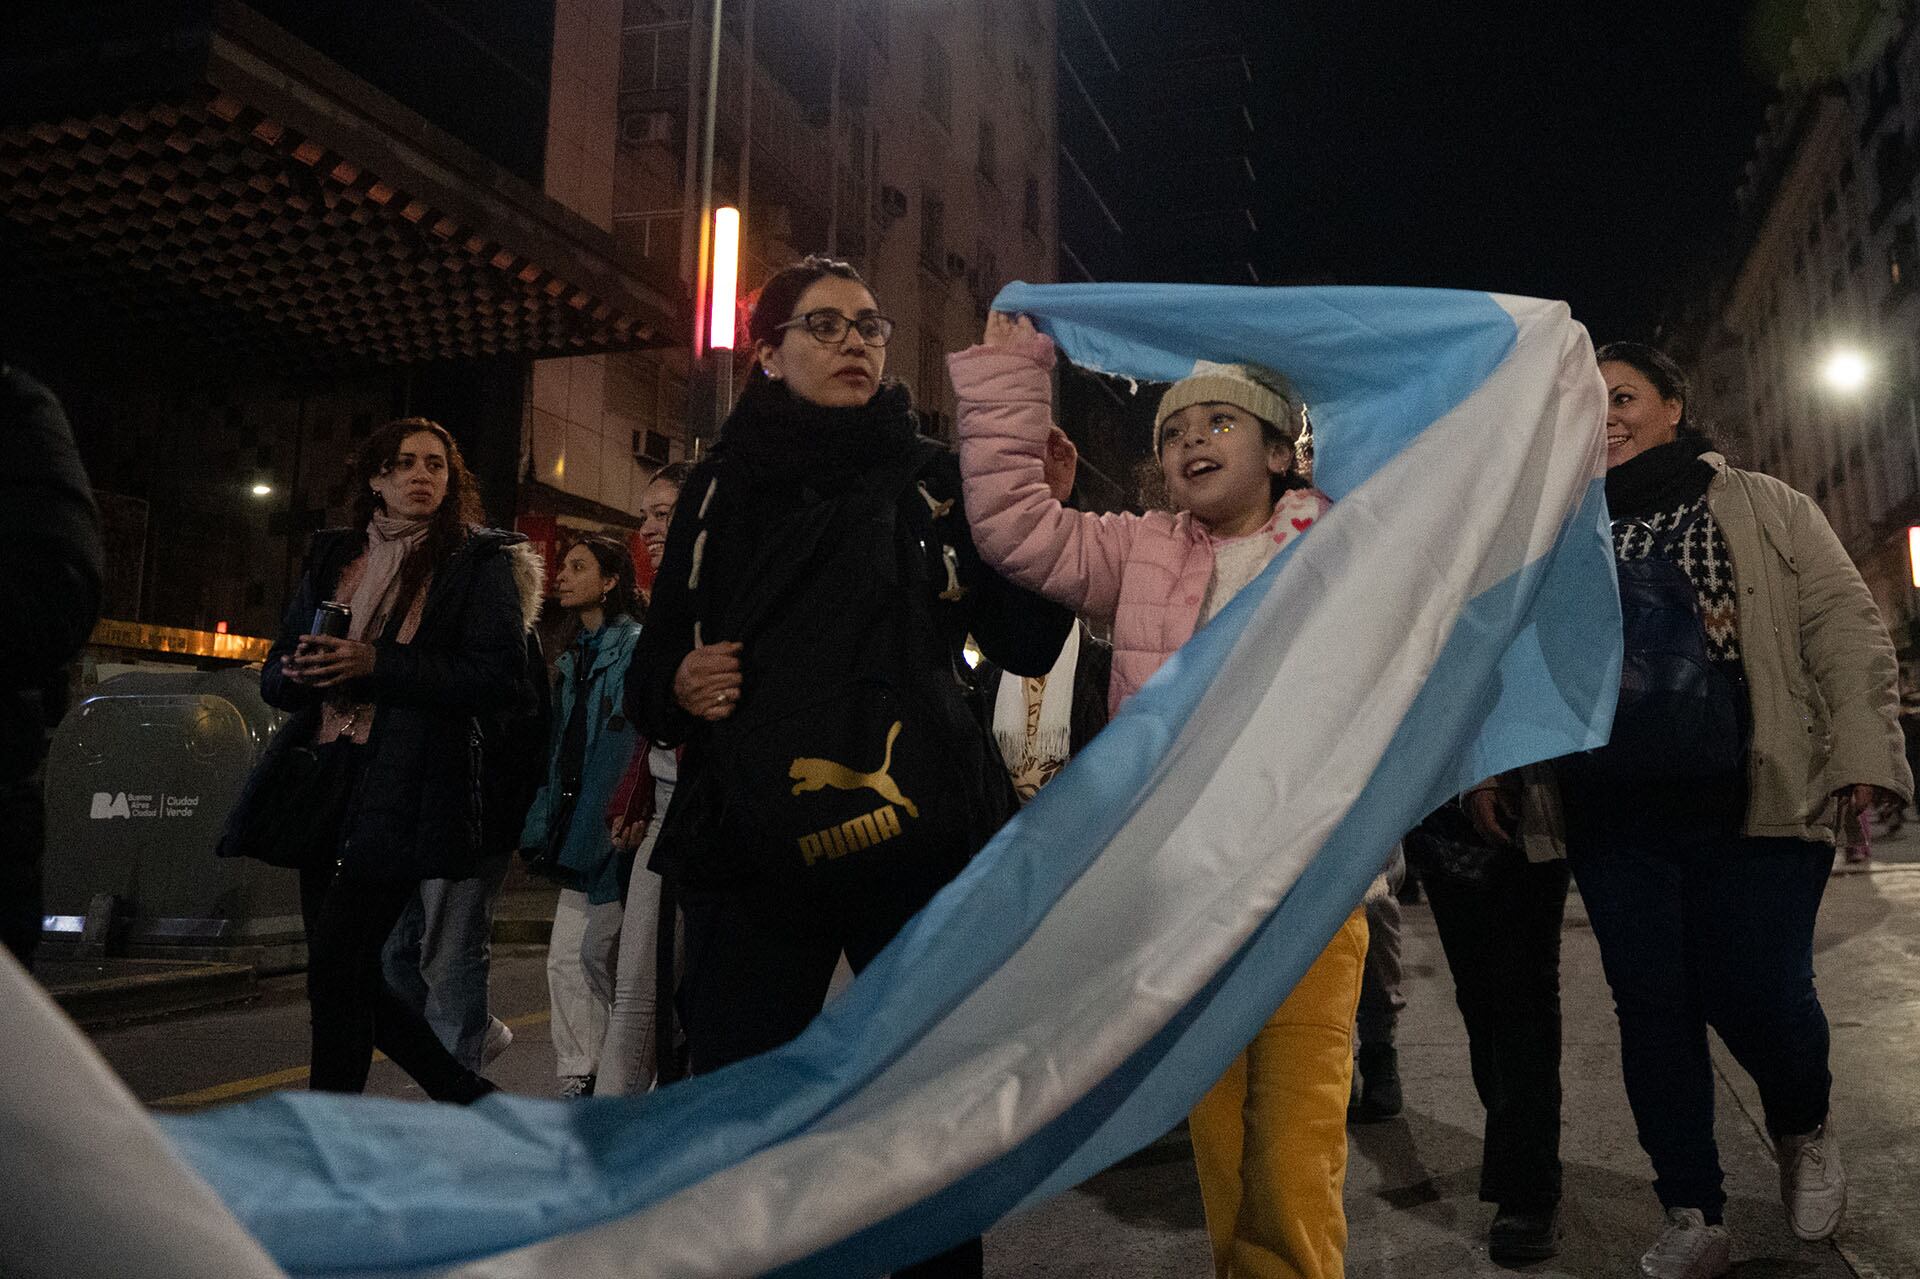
[1595,340,1720,452]
[568,533,641,623]
[1596,341,1691,420]
[746,255,868,354]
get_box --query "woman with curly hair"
[222,418,544,1102]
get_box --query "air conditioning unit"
[945,251,967,279]
[631,429,672,466]
[621,111,674,146]
[877,185,908,219]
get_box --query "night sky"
[1238,2,1786,342]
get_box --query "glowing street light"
[1822,348,1870,393]
[250,482,274,498]
[709,206,739,352]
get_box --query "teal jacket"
[520,615,643,903]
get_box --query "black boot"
[1488,1202,1559,1263]
[1353,1043,1403,1121]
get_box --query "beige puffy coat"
[1487,455,1913,858]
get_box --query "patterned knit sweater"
[1613,493,1741,668]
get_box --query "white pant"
[546,888,622,1078]
[597,777,673,1096]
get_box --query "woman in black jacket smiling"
[224,418,543,1102]
[631,256,1069,1277]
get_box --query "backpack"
[1573,517,1747,780]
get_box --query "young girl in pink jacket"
[950,312,1367,1279]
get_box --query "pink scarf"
[343,513,431,642]
[315,513,432,746]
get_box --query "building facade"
[609,0,1060,453]
[1686,6,1920,661]
[2,0,678,641]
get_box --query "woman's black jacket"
[629,428,1073,887]
[226,525,543,882]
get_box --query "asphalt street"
[86,847,1920,1277]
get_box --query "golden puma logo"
[789,721,920,819]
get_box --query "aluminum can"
[311,601,352,639]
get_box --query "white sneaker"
[557,1073,594,1100]
[1639,1208,1731,1279]
[480,1016,513,1068]
[1778,1121,1846,1241]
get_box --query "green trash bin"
[42,667,303,968]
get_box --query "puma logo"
[789,721,920,819]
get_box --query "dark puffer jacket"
[224,525,545,882]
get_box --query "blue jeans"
[382,853,511,1071]
[1569,831,1834,1221]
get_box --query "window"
[1023,174,1042,236]
[1876,131,1908,210]
[1848,238,1865,272]
[921,36,952,129]
[1793,249,1806,276]
[1842,157,1856,189]
[1892,218,1918,288]
[1013,57,1037,120]
[977,118,997,182]
[1823,189,1840,219]
[851,0,889,55]
[918,331,949,439]
[920,190,946,270]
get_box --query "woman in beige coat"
[1468,342,1910,1279]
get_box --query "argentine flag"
[4,284,1616,1278]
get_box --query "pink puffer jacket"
[950,331,1330,714]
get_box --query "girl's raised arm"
[949,315,1140,624]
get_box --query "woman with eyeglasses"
[628,255,1070,1279]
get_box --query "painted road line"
[148,1011,554,1110]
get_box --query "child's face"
[1158,402,1293,534]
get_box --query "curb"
[46,960,257,1028]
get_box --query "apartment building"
[1687,12,1920,656]
[602,0,1060,458]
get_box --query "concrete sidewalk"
[989,865,1917,1277]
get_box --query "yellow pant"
[1188,908,1369,1279]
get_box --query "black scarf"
[1605,430,1716,519]
[718,375,920,487]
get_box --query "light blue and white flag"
[8,284,1616,1279]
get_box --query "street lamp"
[250,482,273,498]
[1822,348,1870,393]
[709,205,740,430]
[691,0,726,449]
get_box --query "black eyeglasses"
[775,308,896,347]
